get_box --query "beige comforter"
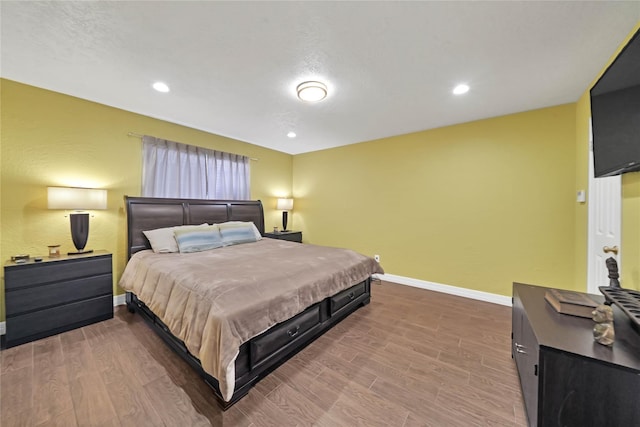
[118,238,383,401]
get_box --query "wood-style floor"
[0,281,527,426]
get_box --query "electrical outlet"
[374,254,380,262]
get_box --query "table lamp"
[48,187,107,255]
[276,198,293,232]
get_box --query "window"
[142,136,250,199]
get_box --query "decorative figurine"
[48,245,61,257]
[606,257,620,288]
[592,304,615,346]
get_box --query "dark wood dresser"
[264,230,302,243]
[512,282,640,426]
[2,251,113,348]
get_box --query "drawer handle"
[516,348,527,354]
[287,326,300,338]
[348,292,355,300]
[515,342,525,350]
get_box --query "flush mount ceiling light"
[297,81,327,102]
[152,81,170,93]
[453,84,470,95]
[287,131,297,138]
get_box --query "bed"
[119,196,382,409]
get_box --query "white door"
[587,119,622,294]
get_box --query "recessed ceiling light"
[297,81,327,102]
[287,132,297,138]
[153,82,170,93]
[453,84,469,95]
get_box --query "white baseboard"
[0,295,128,336]
[114,293,127,306]
[374,273,512,307]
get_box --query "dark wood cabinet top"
[514,282,640,372]
[264,231,302,243]
[5,250,111,269]
[264,231,301,236]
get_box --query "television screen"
[590,28,640,178]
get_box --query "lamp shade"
[48,187,107,210]
[276,198,293,211]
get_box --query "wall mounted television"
[590,28,640,178]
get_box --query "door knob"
[603,246,619,255]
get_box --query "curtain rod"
[127,132,258,161]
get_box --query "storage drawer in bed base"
[125,278,371,410]
[126,293,191,355]
[250,304,322,369]
[331,281,367,314]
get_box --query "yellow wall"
[0,79,293,321]
[294,104,577,296]
[622,173,640,288]
[574,22,640,290]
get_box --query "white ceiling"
[1,2,639,155]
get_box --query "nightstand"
[264,231,302,243]
[2,250,113,348]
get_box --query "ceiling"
[1,2,639,155]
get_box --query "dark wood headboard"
[125,196,265,259]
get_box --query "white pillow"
[143,223,208,253]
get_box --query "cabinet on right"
[512,282,640,427]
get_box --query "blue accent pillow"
[218,222,261,246]
[174,225,224,253]
[143,223,209,253]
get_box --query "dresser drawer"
[5,295,113,344]
[5,256,112,290]
[250,303,321,368]
[6,273,112,317]
[330,282,366,315]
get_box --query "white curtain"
[142,136,250,199]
